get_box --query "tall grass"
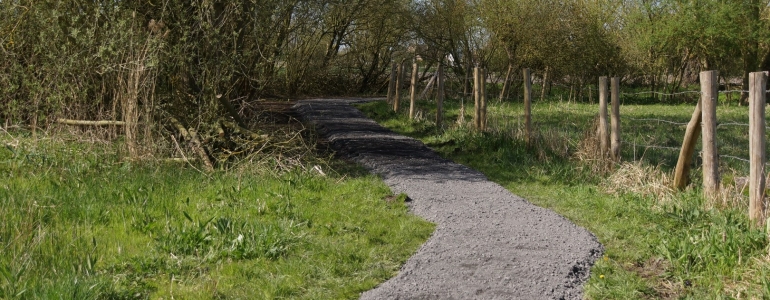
[0,131,433,299]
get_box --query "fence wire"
[438,70,768,173]
[626,117,689,126]
[621,90,702,96]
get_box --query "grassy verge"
[0,131,433,299]
[357,98,770,299]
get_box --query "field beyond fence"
[387,66,770,227]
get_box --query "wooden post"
[394,62,404,112]
[598,77,610,158]
[523,68,532,144]
[436,64,445,128]
[409,61,418,119]
[481,68,487,130]
[387,62,397,105]
[701,70,720,199]
[474,67,481,129]
[749,71,767,226]
[673,99,703,190]
[610,77,621,161]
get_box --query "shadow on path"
[294,98,603,300]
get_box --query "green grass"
[0,132,434,299]
[358,95,770,299]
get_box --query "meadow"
[357,91,770,299]
[0,130,434,299]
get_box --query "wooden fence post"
[701,70,720,199]
[610,77,621,161]
[673,99,703,190]
[387,62,397,105]
[409,61,418,119]
[436,64,445,128]
[394,62,404,112]
[481,68,487,130]
[474,67,481,129]
[749,71,767,226]
[523,68,532,144]
[598,76,610,158]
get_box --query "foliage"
[617,0,770,99]
[2,0,769,160]
[0,0,413,160]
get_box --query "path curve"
[294,99,603,300]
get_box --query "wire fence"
[619,95,759,171]
[396,68,768,175]
[473,84,766,174]
[395,68,769,222]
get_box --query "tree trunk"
[740,2,762,105]
[499,63,513,102]
[540,66,550,101]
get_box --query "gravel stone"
[294,98,604,300]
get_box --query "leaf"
[183,211,194,223]
[200,216,215,229]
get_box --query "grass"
[357,93,770,299]
[0,131,434,299]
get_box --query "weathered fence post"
[610,77,621,161]
[749,71,767,226]
[523,68,532,144]
[409,61,418,119]
[474,67,481,129]
[673,99,703,190]
[387,62,397,105]
[701,70,720,199]
[436,64,445,128]
[394,62,404,112]
[481,68,487,130]
[598,76,610,158]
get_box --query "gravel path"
[294,98,603,300]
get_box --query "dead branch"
[221,120,269,141]
[57,119,126,126]
[169,116,215,172]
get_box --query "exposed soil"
[294,98,604,300]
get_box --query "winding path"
[294,99,603,300]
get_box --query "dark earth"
[294,98,604,300]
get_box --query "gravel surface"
[294,98,603,300]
